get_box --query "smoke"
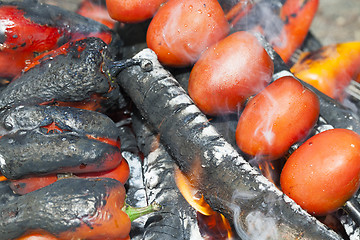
[232,1,286,48]
[252,86,280,147]
[230,189,279,240]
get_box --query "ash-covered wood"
[115,48,342,239]
[131,110,203,240]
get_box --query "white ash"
[206,141,243,167]
[122,151,147,207]
[143,148,169,204]
[167,94,193,108]
[271,69,295,81]
[340,214,360,240]
[0,154,5,169]
[181,212,203,240]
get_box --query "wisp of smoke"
[230,189,279,240]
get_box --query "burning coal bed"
[0,0,360,239]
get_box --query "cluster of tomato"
[106,0,360,220]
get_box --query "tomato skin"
[280,128,360,216]
[188,31,274,115]
[236,76,320,160]
[106,0,166,23]
[146,0,230,67]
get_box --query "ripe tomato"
[188,31,274,115]
[236,76,319,160]
[146,0,230,67]
[280,128,360,216]
[106,0,167,23]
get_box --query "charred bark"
[132,110,203,240]
[115,48,342,239]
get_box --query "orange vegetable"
[291,41,360,100]
[271,0,319,63]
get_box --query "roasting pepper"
[271,0,319,63]
[0,177,159,240]
[291,41,360,100]
[76,0,117,29]
[1,37,122,112]
[0,1,119,78]
[9,158,130,195]
[0,105,122,179]
[232,0,318,64]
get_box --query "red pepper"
[270,0,319,63]
[9,158,130,195]
[76,0,117,29]
[2,178,159,240]
[0,2,114,78]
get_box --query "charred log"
[114,48,342,239]
[132,110,202,240]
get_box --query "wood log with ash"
[114,48,343,239]
[130,110,202,240]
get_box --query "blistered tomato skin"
[235,76,320,160]
[188,31,274,115]
[146,0,230,67]
[106,0,166,23]
[280,128,360,216]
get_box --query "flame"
[257,159,283,188]
[174,167,234,239]
[174,166,214,216]
[0,175,7,181]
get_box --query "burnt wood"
[132,110,202,240]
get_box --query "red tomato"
[188,31,274,115]
[236,76,320,160]
[146,0,230,67]
[280,128,360,216]
[106,0,167,23]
